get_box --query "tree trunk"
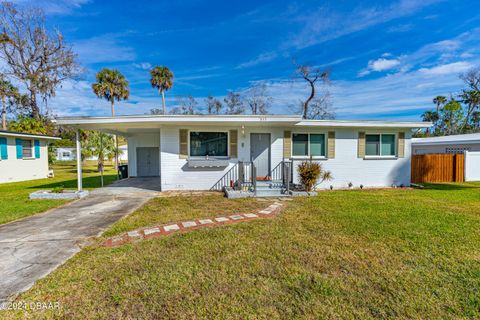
[29,90,40,119]
[1,97,6,130]
[110,100,115,117]
[161,89,166,115]
[303,80,316,119]
[462,104,476,132]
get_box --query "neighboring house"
[0,130,60,184]
[412,133,480,155]
[411,133,480,182]
[56,147,76,161]
[56,115,430,192]
[55,145,128,162]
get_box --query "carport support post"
[76,130,83,192]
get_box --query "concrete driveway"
[0,178,160,306]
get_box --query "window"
[62,152,71,157]
[292,133,325,157]
[365,134,396,156]
[22,140,33,158]
[190,132,228,157]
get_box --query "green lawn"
[3,183,480,319]
[0,161,117,225]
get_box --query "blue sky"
[12,0,480,120]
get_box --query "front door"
[137,147,160,177]
[250,133,271,180]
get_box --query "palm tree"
[433,96,447,114]
[432,95,446,132]
[150,66,174,114]
[459,90,480,131]
[442,99,463,135]
[421,110,439,135]
[0,76,19,130]
[92,68,129,170]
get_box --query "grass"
[0,161,117,225]
[104,195,271,237]
[3,183,480,319]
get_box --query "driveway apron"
[0,179,158,305]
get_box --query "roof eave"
[0,131,61,140]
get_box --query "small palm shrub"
[297,161,332,192]
[52,185,65,193]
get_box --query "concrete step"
[255,181,284,190]
[255,189,286,197]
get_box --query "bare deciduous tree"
[0,74,18,129]
[244,83,272,115]
[205,95,223,114]
[295,62,330,119]
[224,91,244,115]
[150,108,163,115]
[170,95,200,115]
[0,2,78,118]
[460,68,480,130]
[306,94,335,120]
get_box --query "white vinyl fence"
[465,151,480,181]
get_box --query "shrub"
[52,185,64,193]
[297,161,332,192]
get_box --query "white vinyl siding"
[127,127,412,190]
[0,136,49,183]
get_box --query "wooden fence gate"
[411,154,465,183]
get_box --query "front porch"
[213,160,294,198]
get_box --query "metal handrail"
[252,164,257,196]
[210,163,239,191]
[210,161,255,191]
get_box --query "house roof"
[54,115,431,135]
[0,130,61,140]
[412,133,480,146]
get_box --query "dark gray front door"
[250,133,271,179]
[137,147,160,177]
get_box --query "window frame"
[364,133,397,158]
[291,132,327,159]
[21,139,35,160]
[188,130,230,159]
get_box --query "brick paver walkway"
[104,201,285,247]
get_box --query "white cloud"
[286,0,441,50]
[11,0,91,14]
[359,57,402,76]
[418,61,473,75]
[358,29,480,77]
[46,56,477,121]
[258,65,469,120]
[133,62,152,70]
[73,33,136,64]
[236,52,278,69]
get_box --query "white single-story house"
[0,130,60,184]
[56,147,76,161]
[412,133,480,155]
[55,145,128,162]
[56,115,430,193]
